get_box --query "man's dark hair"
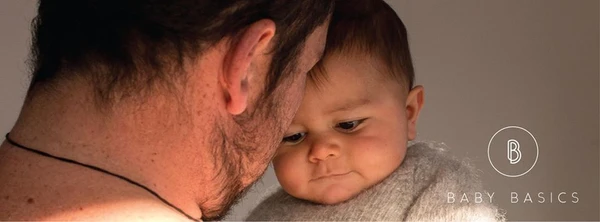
[310,0,414,91]
[28,0,334,104]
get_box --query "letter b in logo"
[507,139,521,164]
[488,126,539,178]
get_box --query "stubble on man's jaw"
[198,104,280,220]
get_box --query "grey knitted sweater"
[246,142,505,221]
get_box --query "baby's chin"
[316,189,360,205]
[301,183,364,205]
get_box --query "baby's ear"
[405,85,424,140]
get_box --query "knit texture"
[246,141,506,221]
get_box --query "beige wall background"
[1,0,598,221]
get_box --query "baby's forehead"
[307,53,407,94]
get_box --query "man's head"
[26,0,334,219]
[272,0,424,204]
[28,0,332,105]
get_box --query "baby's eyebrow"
[326,98,371,114]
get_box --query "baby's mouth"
[310,171,353,181]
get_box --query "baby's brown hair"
[310,0,414,92]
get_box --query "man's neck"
[3,83,206,220]
[0,140,194,221]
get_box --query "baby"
[247,0,504,221]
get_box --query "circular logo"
[487,126,539,178]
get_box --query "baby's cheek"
[273,152,308,196]
[349,134,404,183]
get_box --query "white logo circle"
[487,125,539,178]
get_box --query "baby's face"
[273,54,418,204]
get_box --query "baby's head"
[272,0,424,205]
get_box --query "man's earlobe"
[221,19,276,115]
[406,85,425,140]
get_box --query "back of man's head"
[29,0,334,106]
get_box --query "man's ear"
[221,19,276,115]
[406,85,425,140]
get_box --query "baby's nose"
[308,138,341,162]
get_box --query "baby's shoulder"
[245,187,308,221]
[399,141,505,221]
[402,141,480,184]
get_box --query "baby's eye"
[282,132,306,145]
[335,118,366,132]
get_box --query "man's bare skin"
[0,1,332,219]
